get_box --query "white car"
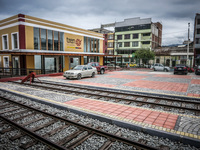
[151,63,170,72]
[107,64,121,69]
[63,65,97,80]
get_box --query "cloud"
[0,0,199,45]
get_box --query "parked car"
[151,63,170,72]
[195,65,200,75]
[63,65,97,80]
[130,63,137,67]
[187,66,194,72]
[174,64,188,75]
[87,62,107,74]
[107,64,121,69]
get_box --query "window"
[60,32,64,51]
[124,34,130,39]
[41,29,46,50]
[132,41,138,47]
[88,66,92,69]
[3,56,9,68]
[115,24,151,32]
[83,66,87,70]
[132,34,138,39]
[124,42,130,47]
[34,28,40,50]
[118,42,122,47]
[196,38,200,44]
[108,42,113,48]
[54,31,58,51]
[124,58,129,62]
[2,34,8,50]
[197,29,200,34]
[48,30,53,50]
[143,33,150,36]
[142,41,150,44]
[12,33,19,49]
[108,34,113,40]
[35,55,42,69]
[197,19,200,24]
[117,35,122,40]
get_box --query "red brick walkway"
[123,80,188,92]
[191,79,200,84]
[65,98,178,129]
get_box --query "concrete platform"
[0,70,200,147]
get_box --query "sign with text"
[65,34,83,52]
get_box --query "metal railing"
[0,67,57,78]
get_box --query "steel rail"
[15,82,200,114]
[0,96,158,150]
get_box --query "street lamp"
[187,23,190,66]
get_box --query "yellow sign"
[65,33,83,52]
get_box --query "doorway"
[45,56,59,73]
[13,56,20,75]
[3,56,9,72]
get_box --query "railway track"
[0,95,158,150]
[13,81,200,116]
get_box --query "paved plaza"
[0,70,200,145]
[46,70,200,98]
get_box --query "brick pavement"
[65,98,178,129]
[0,81,200,141]
[123,80,188,92]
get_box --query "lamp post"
[187,23,190,66]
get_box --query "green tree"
[134,48,155,65]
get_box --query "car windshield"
[73,65,83,70]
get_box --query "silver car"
[63,65,97,80]
[151,63,170,72]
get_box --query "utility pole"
[187,23,190,66]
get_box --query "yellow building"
[0,14,106,76]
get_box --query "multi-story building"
[114,17,162,64]
[0,14,105,76]
[153,42,194,67]
[194,13,200,66]
[89,28,117,64]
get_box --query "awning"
[0,49,120,57]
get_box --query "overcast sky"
[0,0,199,46]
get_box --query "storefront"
[0,14,112,77]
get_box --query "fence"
[0,67,57,79]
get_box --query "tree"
[134,48,155,65]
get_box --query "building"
[89,28,119,65]
[153,42,194,67]
[194,13,200,66]
[0,14,108,76]
[114,17,162,64]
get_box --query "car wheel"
[66,77,69,80]
[174,72,176,75]
[77,74,81,80]
[100,69,104,74]
[91,72,95,78]
[164,69,168,72]
[154,68,156,71]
